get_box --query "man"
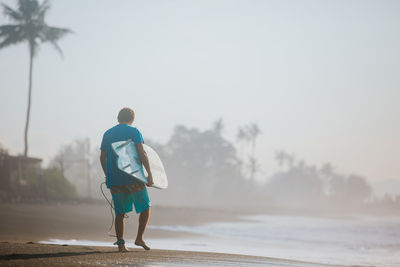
[100,107,154,252]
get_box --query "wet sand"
[0,242,331,266]
[0,203,336,266]
[0,203,246,242]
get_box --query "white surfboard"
[111,139,168,189]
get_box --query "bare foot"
[135,240,150,250]
[118,244,129,252]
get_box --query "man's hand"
[147,173,154,187]
[137,143,154,187]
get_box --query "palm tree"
[247,155,260,181]
[0,0,72,157]
[274,150,286,169]
[236,127,247,162]
[213,118,224,135]
[247,123,261,156]
[320,162,334,178]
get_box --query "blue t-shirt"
[100,124,144,188]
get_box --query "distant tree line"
[147,120,399,214]
[267,152,373,212]
[8,119,397,213]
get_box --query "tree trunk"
[24,43,34,157]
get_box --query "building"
[0,153,42,191]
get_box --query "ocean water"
[41,214,400,266]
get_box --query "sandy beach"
[1,202,400,266]
[0,203,338,266]
[0,202,247,242]
[0,242,330,266]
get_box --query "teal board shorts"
[112,188,151,215]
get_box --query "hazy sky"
[0,0,399,184]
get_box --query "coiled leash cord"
[100,182,129,238]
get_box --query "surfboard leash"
[100,182,129,238]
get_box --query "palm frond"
[0,25,25,48]
[0,25,20,36]
[49,40,63,57]
[39,26,72,57]
[42,26,72,40]
[1,3,23,22]
[40,26,72,41]
[38,0,50,21]
[0,25,26,48]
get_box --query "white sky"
[0,0,399,183]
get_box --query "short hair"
[117,107,135,123]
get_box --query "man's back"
[100,124,144,188]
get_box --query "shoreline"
[2,202,397,244]
[1,203,398,266]
[0,202,247,243]
[0,202,344,266]
[0,242,334,266]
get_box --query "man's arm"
[100,150,107,184]
[136,143,154,186]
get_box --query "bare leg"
[135,207,151,250]
[115,213,128,252]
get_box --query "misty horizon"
[1,0,399,186]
